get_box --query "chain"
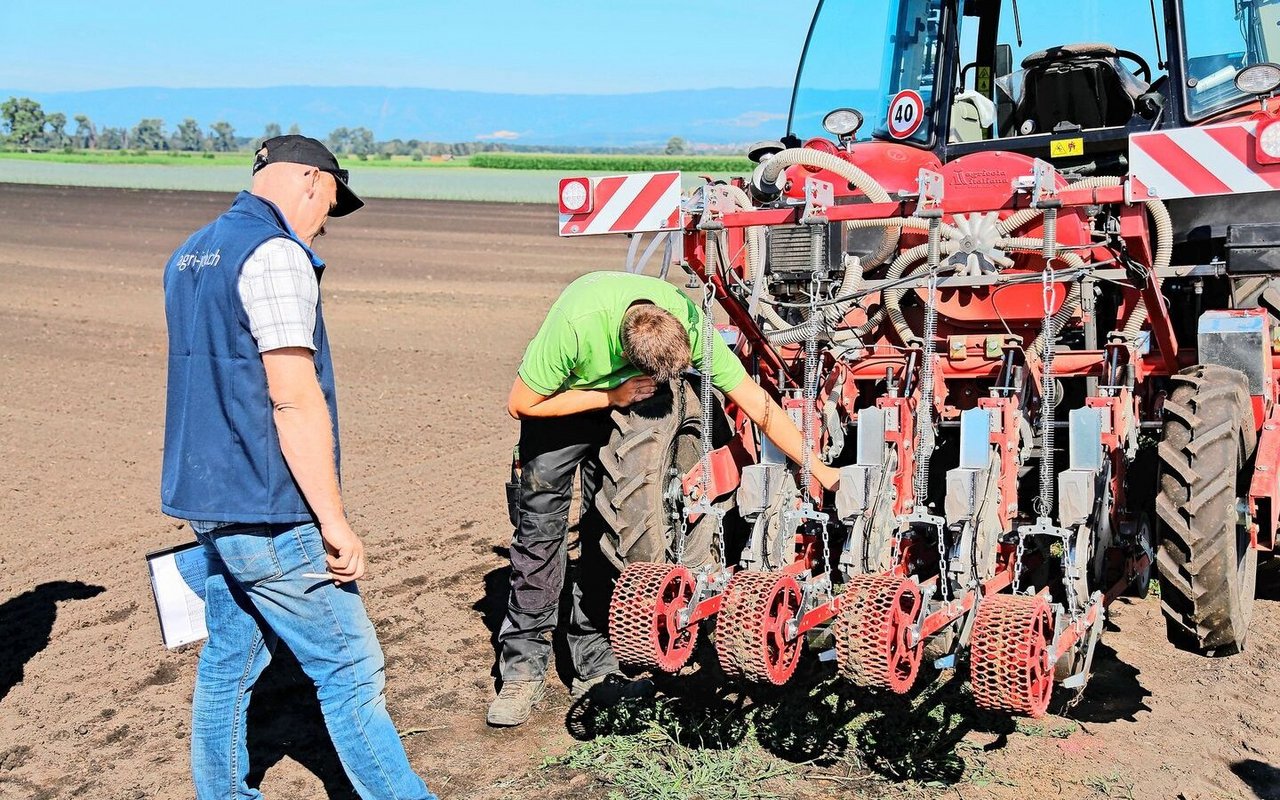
[939,520,956,603]
[675,505,689,566]
[1012,531,1027,594]
[1037,266,1057,519]
[913,219,941,510]
[697,277,727,566]
[801,268,831,573]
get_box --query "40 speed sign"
[887,90,924,139]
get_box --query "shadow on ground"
[564,626,1152,788]
[1231,758,1280,800]
[0,580,105,702]
[245,647,358,799]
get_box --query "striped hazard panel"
[559,171,683,236]
[1130,120,1280,200]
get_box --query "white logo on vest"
[176,249,222,271]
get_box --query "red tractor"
[559,0,1278,717]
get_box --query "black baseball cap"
[252,134,364,217]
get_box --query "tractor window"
[952,0,1166,142]
[789,0,944,146]
[1182,0,1280,120]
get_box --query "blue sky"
[0,1,819,94]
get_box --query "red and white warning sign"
[558,171,684,237]
[887,90,925,139]
[1129,119,1280,200]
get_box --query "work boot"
[486,680,545,727]
[570,671,656,705]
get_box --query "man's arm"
[262,347,365,582]
[725,379,840,490]
[507,374,656,419]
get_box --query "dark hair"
[621,304,691,383]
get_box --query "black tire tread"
[1155,364,1257,655]
[595,378,725,570]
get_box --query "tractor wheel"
[596,377,730,570]
[1156,365,1258,656]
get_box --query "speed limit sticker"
[887,90,925,139]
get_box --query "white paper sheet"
[147,544,209,648]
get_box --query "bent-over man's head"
[250,135,363,246]
[621,303,691,383]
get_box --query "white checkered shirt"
[238,237,319,352]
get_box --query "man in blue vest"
[162,135,435,800]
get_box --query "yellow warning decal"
[976,67,992,93]
[1050,137,1085,158]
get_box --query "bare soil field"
[0,183,1277,800]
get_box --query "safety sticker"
[887,90,925,139]
[1050,137,1085,158]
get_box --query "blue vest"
[161,191,339,523]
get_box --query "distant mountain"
[0,85,830,148]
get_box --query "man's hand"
[608,376,657,408]
[320,518,366,583]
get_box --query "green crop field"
[471,152,754,173]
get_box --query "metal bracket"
[1013,158,1061,209]
[676,564,733,628]
[1053,593,1106,689]
[786,573,834,641]
[698,184,737,231]
[801,177,834,225]
[914,168,945,218]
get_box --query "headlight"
[822,107,864,138]
[1235,63,1280,96]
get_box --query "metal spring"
[1038,207,1059,518]
[913,219,942,507]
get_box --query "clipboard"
[145,540,211,649]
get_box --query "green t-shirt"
[518,271,748,396]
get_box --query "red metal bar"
[683,592,724,626]
[834,349,1198,381]
[716,185,1131,231]
[1137,277,1180,374]
[685,232,793,392]
[794,593,843,637]
[1249,405,1280,551]
[682,436,753,519]
[916,564,1016,641]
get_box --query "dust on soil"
[0,183,1277,800]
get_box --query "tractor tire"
[1156,364,1258,656]
[596,377,730,571]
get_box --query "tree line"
[0,96,693,158]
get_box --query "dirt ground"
[0,183,1277,800]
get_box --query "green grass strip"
[470,152,753,172]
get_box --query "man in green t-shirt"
[487,271,838,726]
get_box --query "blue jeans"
[191,522,435,800]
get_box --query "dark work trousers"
[497,410,619,684]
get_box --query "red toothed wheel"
[970,593,1055,717]
[608,562,698,672]
[714,571,803,685]
[833,574,923,694]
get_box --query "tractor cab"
[788,0,1280,175]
